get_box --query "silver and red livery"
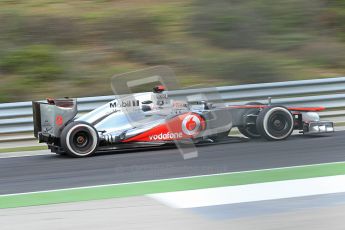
[32,86,334,157]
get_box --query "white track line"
[148,175,345,208]
[1,161,345,198]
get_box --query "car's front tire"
[60,121,99,157]
[256,106,294,141]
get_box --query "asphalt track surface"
[0,131,344,195]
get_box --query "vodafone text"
[149,132,183,141]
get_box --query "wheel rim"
[269,114,288,132]
[73,131,90,148]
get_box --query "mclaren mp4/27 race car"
[32,86,334,157]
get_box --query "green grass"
[0,146,47,153]
[0,161,344,209]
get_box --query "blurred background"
[0,0,345,102]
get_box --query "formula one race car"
[32,86,334,157]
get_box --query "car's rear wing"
[32,101,41,138]
[32,98,78,138]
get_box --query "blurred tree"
[0,45,64,81]
[190,0,323,50]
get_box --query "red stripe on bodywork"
[287,107,325,112]
[123,113,205,142]
[228,105,325,112]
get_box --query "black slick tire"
[256,106,294,141]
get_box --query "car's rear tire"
[60,121,99,157]
[256,106,294,141]
[238,102,262,139]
